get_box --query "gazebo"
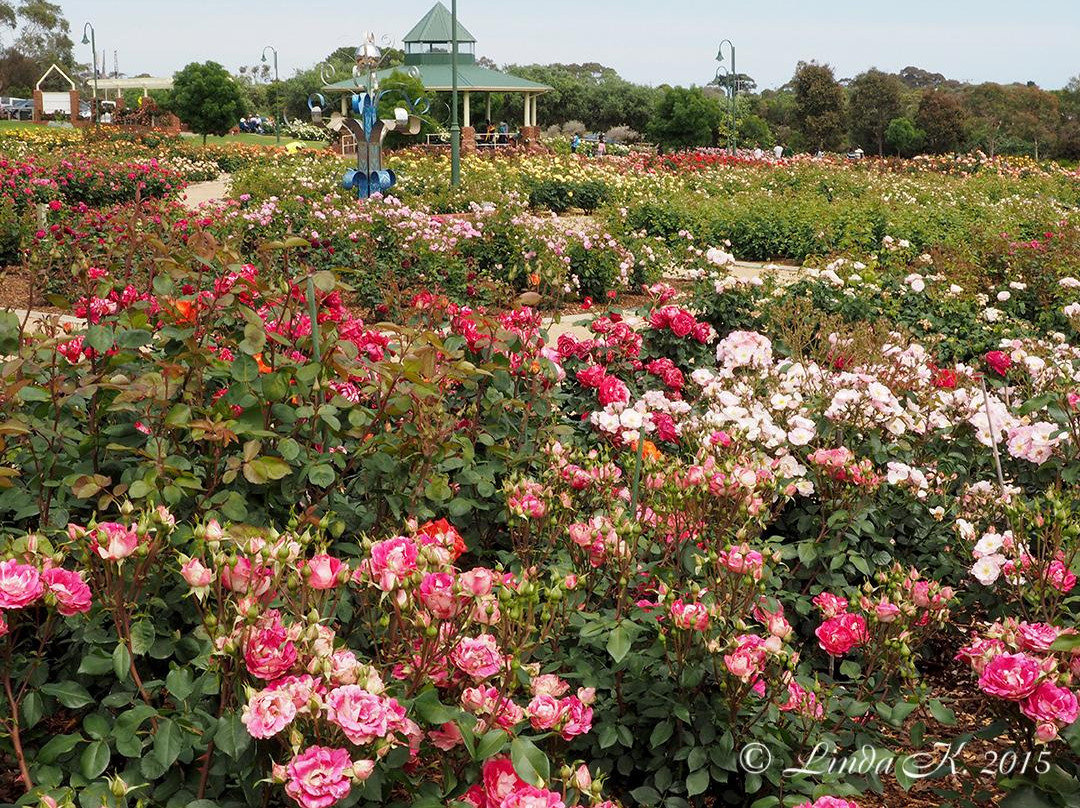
[322,1,551,148]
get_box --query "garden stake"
[629,427,646,517]
[979,375,1009,498]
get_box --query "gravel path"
[182,175,231,210]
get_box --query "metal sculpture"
[309,33,428,199]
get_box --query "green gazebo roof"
[403,1,476,44]
[324,64,551,93]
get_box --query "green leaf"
[629,787,661,806]
[40,681,95,709]
[928,698,956,726]
[244,456,291,484]
[21,691,43,729]
[130,620,156,655]
[687,746,708,771]
[475,729,507,760]
[231,354,259,382]
[412,688,456,725]
[650,721,673,749]
[1050,633,1080,652]
[509,736,549,786]
[80,739,110,779]
[113,642,131,682]
[36,732,83,764]
[214,713,251,759]
[308,463,336,488]
[607,623,631,663]
[83,713,110,740]
[686,769,710,797]
[79,651,113,676]
[166,668,194,701]
[153,718,183,767]
[240,320,267,355]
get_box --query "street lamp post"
[262,45,282,145]
[450,0,460,187]
[715,39,737,155]
[81,23,98,124]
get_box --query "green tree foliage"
[738,114,774,148]
[885,116,924,157]
[916,90,967,153]
[0,0,73,94]
[1010,84,1059,160]
[849,68,904,156]
[793,61,846,152]
[647,85,721,151]
[963,82,1012,157]
[169,61,246,144]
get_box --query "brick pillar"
[69,90,79,123]
[32,90,42,123]
[461,126,477,155]
[520,126,541,144]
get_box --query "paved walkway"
[183,176,231,210]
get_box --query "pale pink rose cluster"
[795,798,860,808]
[0,557,91,616]
[280,745,374,808]
[568,515,628,568]
[958,619,1080,743]
[968,527,1076,593]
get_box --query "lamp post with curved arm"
[715,39,737,155]
[261,45,282,145]
[81,23,98,124]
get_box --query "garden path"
[182,175,232,210]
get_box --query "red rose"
[575,365,607,388]
[814,613,867,657]
[597,376,630,407]
[670,311,695,338]
[985,350,1012,375]
[932,367,957,389]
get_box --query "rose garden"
[0,118,1078,808]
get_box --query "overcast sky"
[57,0,1079,90]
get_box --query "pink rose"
[670,599,709,630]
[815,613,868,657]
[42,567,92,616]
[221,557,274,600]
[181,557,214,590]
[305,554,344,590]
[692,321,713,344]
[92,522,138,561]
[1020,681,1079,727]
[500,786,566,808]
[795,798,861,808]
[267,675,325,711]
[428,721,463,751]
[531,674,569,697]
[527,694,562,730]
[285,746,353,808]
[0,559,44,609]
[724,634,768,680]
[978,652,1042,700]
[244,616,298,680]
[366,536,418,591]
[558,696,593,740]
[874,601,901,623]
[451,634,504,680]
[419,573,457,619]
[483,756,528,807]
[242,687,298,739]
[1017,622,1060,653]
[325,685,404,745]
[812,592,849,618]
[597,376,629,407]
[459,567,495,597]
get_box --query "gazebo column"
[463,91,471,128]
[523,93,531,128]
[486,93,491,123]
[531,95,538,127]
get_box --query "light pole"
[450,0,460,187]
[715,39,737,155]
[261,45,281,145]
[81,23,98,124]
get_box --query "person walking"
[570,133,581,154]
[596,133,606,158]
[774,144,784,160]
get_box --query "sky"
[56,0,1080,91]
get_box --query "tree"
[885,117,924,156]
[964,83,1012,157]
[916,90,967,153]
[792,61,846,152]
[0,0,74,93]
[170,61,246,144]
[898,65,951,90]
[739,114,773,148]
[1010,84,1058,159]
[849,68,903,156]
[647,85,721,151]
